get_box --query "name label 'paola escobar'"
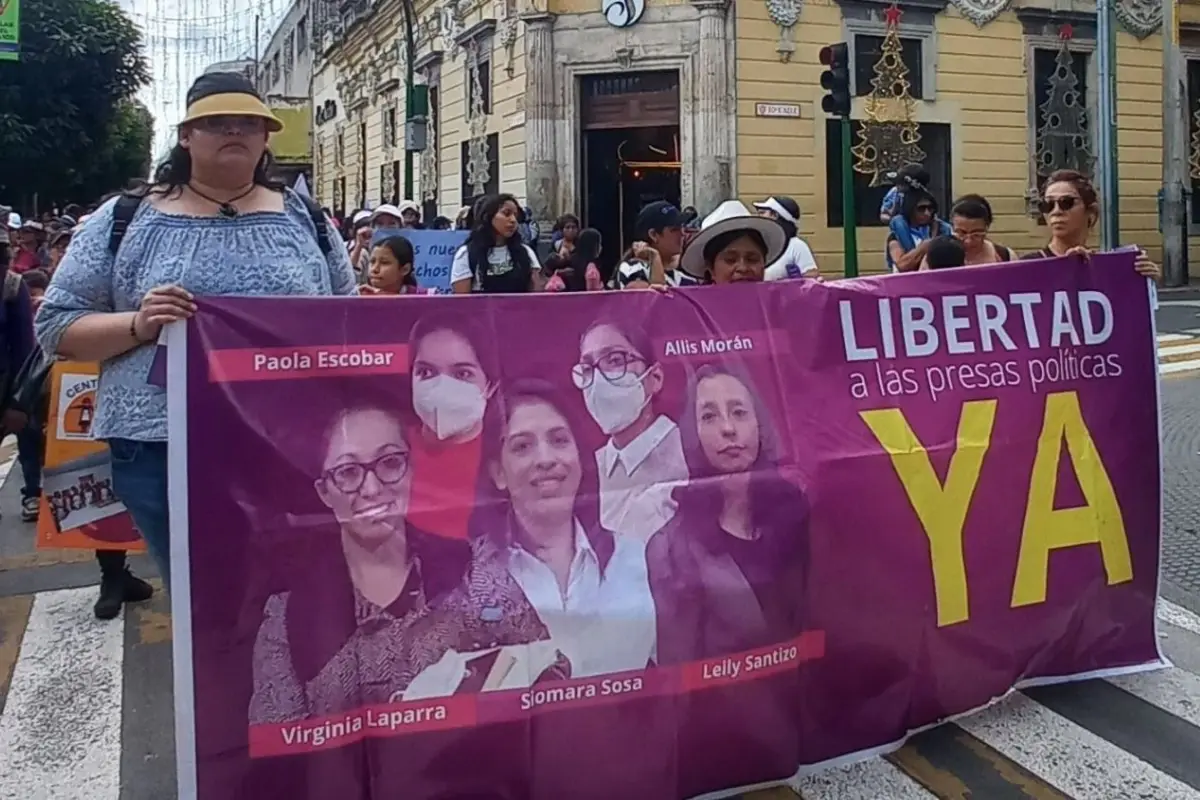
[520,675,646,711]
[253,349,397,372]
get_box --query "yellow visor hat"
[179,91,284,133]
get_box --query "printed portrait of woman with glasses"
[571,315,689,543]
[248,396,567,725]
[247,403,475,723]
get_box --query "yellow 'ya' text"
[860,391,1133,627]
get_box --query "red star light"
[884,3,903,26]
[1059,23,1074,40]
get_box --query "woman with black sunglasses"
[886,168,951,273]
[1021,169,1160,280]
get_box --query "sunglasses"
[915,203,935,212]
[1038,196,1078,215]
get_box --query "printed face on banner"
[176,256,1162,799]
[55,373,98,441]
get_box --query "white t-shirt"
[764,237,819,281]
[450,244,541,290]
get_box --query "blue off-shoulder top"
[35,188,357,442]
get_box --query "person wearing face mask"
[405,312,498,541]
[573,315,688,542]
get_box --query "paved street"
[0,304,1199,799]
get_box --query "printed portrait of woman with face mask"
[249,404,472,723]
[647,361,809,664]
[573,316,689,542]
[405,312,498,541]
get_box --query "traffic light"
[820,43,851,118]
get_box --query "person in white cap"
[348,208,374,283]
[678,200,786,284]
[12,219,48,273]
[752,196,819,281]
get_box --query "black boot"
[95,550,154,619]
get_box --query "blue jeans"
[16,423,43,499]
[108,439,170,590]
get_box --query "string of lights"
[112,0,291,160]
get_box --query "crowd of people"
[0,68,1163,628]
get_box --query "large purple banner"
[167,252,1163,799]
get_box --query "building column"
[522,12,558,238]
[691,0,732,215]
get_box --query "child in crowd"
[21,269,48,312]
[924,236,966,270]
[358,235,433,296]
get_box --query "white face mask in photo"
[584,370,651,436]
[413,375,487,440]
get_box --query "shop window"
[460,133,499,203]
[824,119,952,228]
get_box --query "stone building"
[310,0,1197,272]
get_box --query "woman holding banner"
[405,311,498,541]
[680,200,786,285]
[34,72,357,593]
[1023,170,1161,282]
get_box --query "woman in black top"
[1022,169,1161,281]
[450,193,541,293]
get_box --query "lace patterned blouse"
[34,188,357,442]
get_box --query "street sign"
[755,102,801,118]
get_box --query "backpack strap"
[108,194,145,257]
[295,192,333,257]
[2,270,22,304]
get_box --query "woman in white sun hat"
[752,195,820,280]
[678,200,787,284]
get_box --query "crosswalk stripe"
[1161,598,1200,638]
[958,693,1199,799]
[1108,667,1200,730]
[0,587,125,800]
[1,588,1199,799]
[792,758,933,799]
[1158,333,1194,343]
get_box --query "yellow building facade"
[311,0,1188,273]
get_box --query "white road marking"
[1158,343,1200,357]
[793,758,934,799]
[1158,333,1194,343]
[1161,360,1200,375]
[0,587,124,800]
[957,693,1199,800]
[1109,666,1200,728]
[1159,598,1200,638]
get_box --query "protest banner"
[372,228,467,293]
[167,252,1162,799]
[0,0,19,61]
[36,361,142,551]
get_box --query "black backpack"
[107,190,334,257]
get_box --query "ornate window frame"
[1181,37,1200,234]
[1020,12,1098,213]
[842,12,938,100]
[415,51,444,212]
